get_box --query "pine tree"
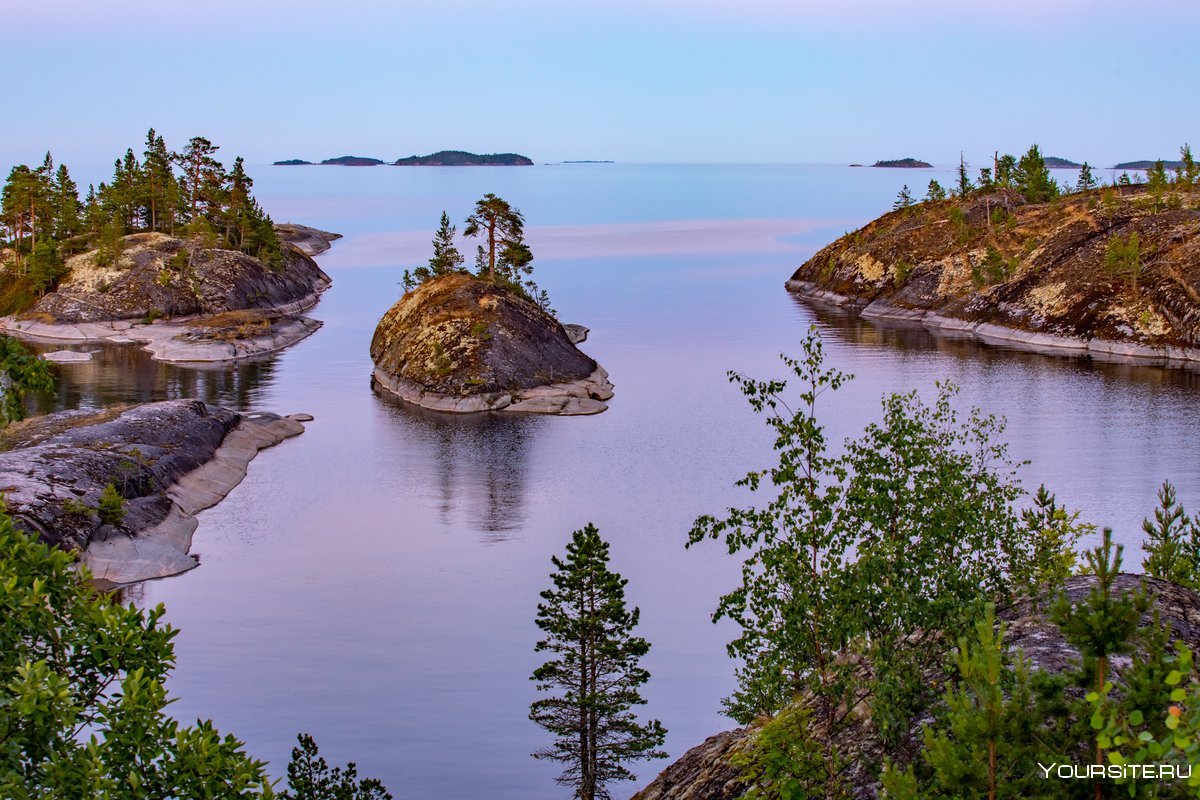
[1179,143,1199,189]
[995,154,1017,189]
[1141,480,1200,589]
[428,211,464,276]
[1014,145,1057,203]
[1050,529,1149,800]
[463,193,524,283]
[925,180,947,202]
[142,129,175,233]
[52,164,82,250]
[1146,159,1170,212]
[956,152,973,197]
[173,136,224,221]
[893,184,914,210]
[1075,162,1097,193]
[530,524,667,800]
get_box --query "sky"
[4,0,1198,170]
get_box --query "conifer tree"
[1075,162,1097,193]
[893,184,914,210]
[1141,480,1200,589]
[1145,159,1170,212]
[173,136,224,221]
[925,180,947,202]
[1014,145,1057,203]
[995,154,1017,189]
[1050,529,1149,799]
[463,193,524,283]
[51,164,81,250]
[142,128,175,233]
[956,152,973,197]
[1179,143,1199,189]
[530,524,667,800]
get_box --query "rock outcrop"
[787,188,1200,365]
[0,225,338,362]
[0,400,308,585]
[634,574,1200,800]
[370,273,613,415]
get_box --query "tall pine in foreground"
[530,524,666,800]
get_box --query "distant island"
[394,150,533,166]
[872,158,933,168]
[561,160,614,164]
[321,156,385,166]
[1114,159,1186,170]
[1043,156,1082,168]
[273,158,312,166]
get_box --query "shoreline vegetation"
[274,150,534,167]
[0,131,339,362]
[788,143,1200,368]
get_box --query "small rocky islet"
[369,272,613,415]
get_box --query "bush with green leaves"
[97,481,126,526]
[0,512,391,798]
[688,328,1084,794]
[0,335,55,426]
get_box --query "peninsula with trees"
[787,144,1200,365]
[1,131,339,362]
[371,194,613,414]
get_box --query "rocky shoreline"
[786,187,1200,369]
[0,400,309,586]
[787,278,1200,366]
[0,224,338,363]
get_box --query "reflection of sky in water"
[26,164,1200,799]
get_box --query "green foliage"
[97,481,126,526]
[995,154,1017,189]
[1010,486,1090,597]
[956,153,973,198]
[687,326,1049,796]
[974,245,1013,287]
[947,206,972,244]
[893,258,912,286]
[1142,480,1200,590]
[93,211,125,268]
[1052,529,1148,696]
[530,523,667,800]
[893,185,914,210]
[0,336,55,426]
[1075,162,1098,193]
[28,241,66,296]
[925,180,946,202]
[280,734,391,800]
[1104,231,1143,289]
[1178,143,1199,189]
[734,704,843,800]
[1085,617,1200,797]
[881,606,1076,800]
[1146,159,1171,212]
[0,513,277,797]
[463,193,553,313]
[1015,145,1059,203]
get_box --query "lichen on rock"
[370,273,613,415]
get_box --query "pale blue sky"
[5,0,1198,170]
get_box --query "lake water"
[33,163,1200,798]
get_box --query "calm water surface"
[34,164,1200,798]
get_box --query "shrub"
[97,481,126,526]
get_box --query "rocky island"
[1,223,337,362]
[872,158,933,168]
[393,150,534,166]
[787,157,1200,364]
[371,273,612,414]
[0,399,310,586]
